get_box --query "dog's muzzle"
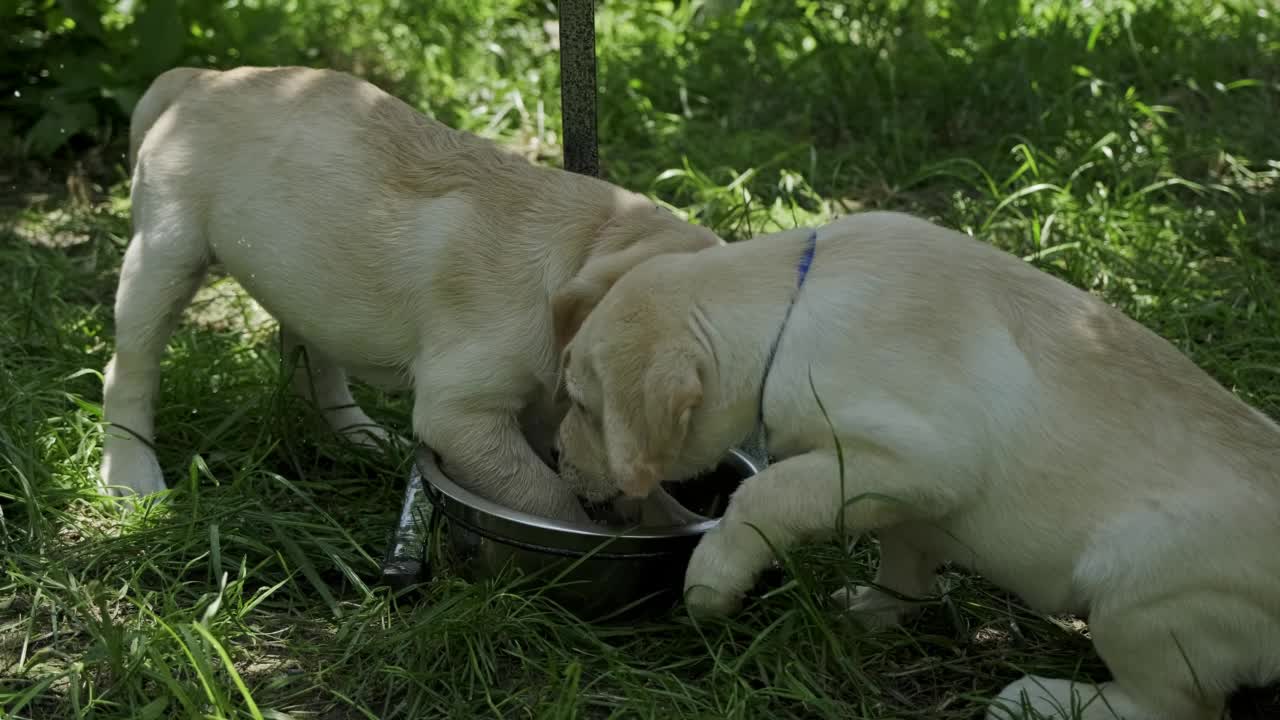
[577,489,623,508]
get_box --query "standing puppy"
[554,211,1280,719]
[101,66,722,523]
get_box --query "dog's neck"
[750,229,817,453]
[685,228,820,462]
[528,175,664,286]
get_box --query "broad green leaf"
[24,100,98,156]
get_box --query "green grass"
[3,0,1279,717]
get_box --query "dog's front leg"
[517,399,560,469]
[684,449,952,616]
[414,393,591,523]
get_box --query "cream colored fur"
[100,65,721,524]
[554,210,1280,719]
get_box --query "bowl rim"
[414,445,761,556]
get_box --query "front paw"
[683,535,750,617]
[540,490,594,525]
[100,436,166,498]
[341,424,410,451]
[987,676,1098,720]
[684,582,743,617]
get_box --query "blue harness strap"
[754,228,818,454]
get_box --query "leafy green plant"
[1,0,562,160]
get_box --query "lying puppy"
[554,210,1280,719]
[100,65,721,524]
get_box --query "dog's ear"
[552,222,721,350]
[551,278,604,351]
[551,250,638,349]
[616,349,703,497]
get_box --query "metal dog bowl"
[403,445,761,620]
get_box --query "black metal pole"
[378,3,602,591]
[557,0,600,177]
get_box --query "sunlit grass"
[2,0,1278,718]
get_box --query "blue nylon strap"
[754,228,818,454]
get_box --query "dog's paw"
[684,582,743,618]
[986,676,1102,720]
[831,585,908,630]
[99,436,166,498]
[532,486,596,525]
[683,537,749,617]
[340,424,410,451]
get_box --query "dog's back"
[823,210,1280,698]
[128,67,210,171]
[821,211,1280,479]
[128,66,549,201]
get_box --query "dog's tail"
[128,67,207,173]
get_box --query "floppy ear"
[617,350,703,497]
[551,224,720,350]
[550,251,639,349]
[551,278,604,351]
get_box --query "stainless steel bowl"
[414,446,761,620]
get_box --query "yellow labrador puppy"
[554,210,1280,719]
[101,66,721,523]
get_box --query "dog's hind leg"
[987,597,1230,720]
[832,525,940,629]
[279,327,403,450]
[100,193,208,498]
